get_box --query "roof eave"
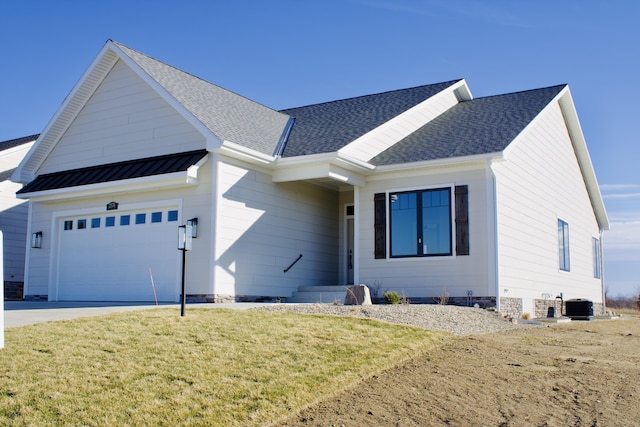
[17,170,200,203]
[557,88,610,231]
[374,151,505,173]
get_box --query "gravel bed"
[254,304,538,336]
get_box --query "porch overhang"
[271,152,374,187]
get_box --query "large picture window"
[390,188,452,257]
[558,219,570,271]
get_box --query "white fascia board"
[373,151,504,176]
[14,44,121,184]
[272,152,372,186]
[502,86,609,231]
[17,171,199,203]
[338,79,469,162]
[557,88,610,231]
[213,140,276,165]
[272,162,366,187]
[274,151,375,173]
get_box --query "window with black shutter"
[455,185,469,256]
[374,193,386,259]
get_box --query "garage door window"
[105,216,115,227]
[91,218,100,228]
[120,215,131,226]
[77,219,87,230]
[152,212,162,223]
[168,210,178,222]
[64,220,73,230]
[135,213,146,224]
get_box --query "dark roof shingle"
[370,85,566,166]
[0,134,39,152]
[279,80,462,157]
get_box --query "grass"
[0,308,444,426]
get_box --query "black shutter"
[374,193,386,259]
[455,185,469,256]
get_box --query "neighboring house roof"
[1,134,38,182]
[17,149,208,194]
[371,85,566,166]
[279,80,462,157]
[0,168,17,183]
[112,42,291,155]
[0,134,40,154]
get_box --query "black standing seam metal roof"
[278,80,462,157]
[17,149,208,194]
[370,85,566,166]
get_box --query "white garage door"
[56,208,180,302]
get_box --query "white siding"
[24,158,214,300]
[0,180,29,283]
[213,158,339,298]
[358,167,492,298]
[0,142,34,283]
[39,60,206,174]
[493,101,603,303]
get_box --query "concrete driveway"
[3,301,268,328]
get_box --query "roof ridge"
[280,79,463,112]
[111,41,284,115]
[471,84,567,101]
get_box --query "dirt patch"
[276,317,640,426]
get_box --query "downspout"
[353,186,360,286]
[487,160,501,312]
[600,230,606,315]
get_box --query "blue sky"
[2,1,639,296]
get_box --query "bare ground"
[276,317,640,427]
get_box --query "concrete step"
[288,285,349,304]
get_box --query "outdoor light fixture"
[177,224,194,317]
[187,217,198,238]
[31,231,43,249]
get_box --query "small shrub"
[383,291,401,304]
[434,288,449,305]
[521,312,531,320]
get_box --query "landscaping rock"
[344,284,372,305]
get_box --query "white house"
[0,134,38,299]
[13,41,608,317]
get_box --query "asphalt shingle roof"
[279,80,462,157]
[113,42,290,156]
[17,150,208,194]
[0,134,39,152]
[370,85,566,166]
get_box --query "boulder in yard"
[344,284,372,305]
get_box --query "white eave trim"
[17,171,200,203]
[213,140,276,165]
[374,151,505,174]
[271,152,374,186]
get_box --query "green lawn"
[0,308,444,426]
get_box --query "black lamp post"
[177,224,193,317]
